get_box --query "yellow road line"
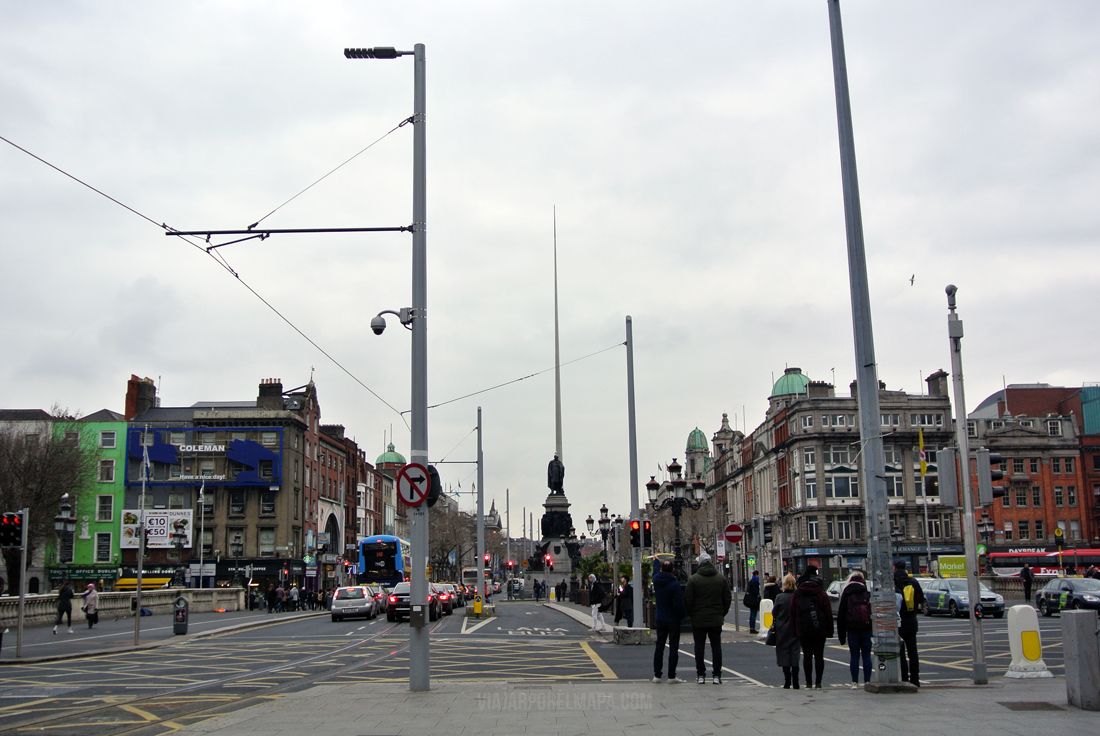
[119,703,160,721]
[579,641,617,680]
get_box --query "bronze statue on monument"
[547,454,565,494]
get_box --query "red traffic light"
[507,560,513,568]
[483,553,491,562]
[629,520,641,531]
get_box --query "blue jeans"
[749,607,759,631]
[847,628,873,683]
[653,621,681,678]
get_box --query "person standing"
[616,575,635,628]
[894,559,926,686]
[1020,563,1034,604]
[652,560,686,683]
[265,584,276,614]
[80,583,100,629]
[289,584,299,612]
[685,553,732,684]
[836,572,873,689]
[533,579,541,603]
[790,565,832,689]
[587,574,606,631]
[53,580,74,634]
[275,584,285,613]
[772,574,801,689]
[762,574,779,603]
[745,570,761,633]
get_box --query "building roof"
[771,367,809,397]
[376,442,406,465]
[0,409,53,422]
[686,427,709,452]
[82,409,125,422]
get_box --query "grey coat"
[772,591,802,668]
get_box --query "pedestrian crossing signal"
[0,512,24,548]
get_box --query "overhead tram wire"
[0,133,406,423]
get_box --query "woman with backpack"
[771,573,801,689]
[836,572,873,689]
[790,565,832,689]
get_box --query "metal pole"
[827,0,900,684]
[135,428,148,646]
[198,483,204,589]
[626,316,643,623]
[15,507,27,657]
[506,488,511,586]
[476,407,485,607]
[732,546,740,632]
[407,42,430,693]
[946,285,987,684]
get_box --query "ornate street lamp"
[171,520,188,587]
[647,459,706,581]
[53,493,76,584]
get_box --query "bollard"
[173,596,189,635]
[760,598,774,636]
[473,593,483,616]
[1062,609,1100,711]
[1005,604,1052,678]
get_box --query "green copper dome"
[771,367,810,397]
[686,428,709,452]
[375,442,406,465]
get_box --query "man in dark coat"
[685,553,732,684]
[615,576,634,628]
[53,580,74,634]
[652,560,686,683]
[746,571,761,633]
[1020,564,1034,603]
[588,574,606,631]
[894,560,926,686]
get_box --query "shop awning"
[113,577,174,591]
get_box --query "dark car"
[1036,577,1100,616]
[386,582,442,622]
[441,583,464,607]
[433,583,454,616]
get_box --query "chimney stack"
[257,378,284,410]
[125,375,157,420]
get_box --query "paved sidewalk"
[177,675,1090,736]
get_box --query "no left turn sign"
[396,463,430,507]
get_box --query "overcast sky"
[2,2,1098,536]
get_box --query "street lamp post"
[171,520,188,588]
[647,459,706,581]
[346,42,429,692]
[53,494,76,585]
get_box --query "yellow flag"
[919,427,927,477]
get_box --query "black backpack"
[845,588,872,630]
[797,589,825,635]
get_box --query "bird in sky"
[909,274,915,286]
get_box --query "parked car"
[362,584,387,617]
[1036,577,1100,616]
[386,582,442,622]
[434,583,454,616]
[330,586,376,622]
[441,583,464,607]
[924,578,1004,618]
[825,577,873,618]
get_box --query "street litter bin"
[173,596,189,635]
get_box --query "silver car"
[924,578,1004,618]
[330,586,377,622]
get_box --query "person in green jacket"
[684,552,732,684]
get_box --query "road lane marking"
[461,617,494,635]
[580,641,617,679]
[677,648,769,687]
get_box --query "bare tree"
[427,505,476,581]
[0,410,96,592]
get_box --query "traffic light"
[936,448,959,508]
[484,553,491,564]
[629,520,641,548]
[507,560,514,571]
[976,448,1005,506]
[544,553,553,572]
[761,518,773,545]
[0,512,23,547]
[643,520,652,548]
[426,465,442,508]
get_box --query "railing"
[0,587,245,628]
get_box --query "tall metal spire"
[553,206,563,461]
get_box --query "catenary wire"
[0,133,406,423]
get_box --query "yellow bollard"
[473,593,483,616]
[760,598,774,634]
[1005,604,1052,678]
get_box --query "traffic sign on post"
[723,523,743,545]
[396,463,431,507]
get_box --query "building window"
[803,448,816,467]
[201,494,214,517]
[1065,457,1075,474]
[1068,486,1077,506]
[1029,458,1039,475]
[200,459,214,477]
[911,414,943,427]
[168,493,184,510]
[294,489,299,520]
[1003,521,1014,541]
[100,431,116,449]
[885,476,904,498]
[262,431,277,447]
[259,460,273,480]
[1047,420,1062,437]
[1054,486,1064,506]
[827,446,850,465]
[201,432,216,444]
[1094,456,1100,471]
[836,517,853,540]
[826,516,834,540]
[201,529,213,556]
[98,459,115,483]
[96,495,113,522]
[1052,458,1062,474]
[927,518,942,539]
[825,475,858,498]
[967,421,977,438]
[259,528,276,556]
[991,420,1005,430]
[95,533,112,563]
[805,479,817,500]
[1018,520,1031,540]
[230,492,245,516]
[881,414,900,427]
[1013,458,1025,475]
[802,415,814,429]
[229,529,245,557]
[884,446,902,465]
[1015,487,1029,507]
[1034,519,1044,540]
[1032,486,1042,507]
[941,516,952,538]
[261,492,276,515]
[1070,520,1082,540]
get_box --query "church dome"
[686,428,709,452]
[771,367,810,397]
[375,442,406,465]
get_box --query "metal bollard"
[173,596,189,635]
[1062,609,1100,711]
[1005,604,1052,678]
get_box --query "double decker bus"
[358,536,411,588]
[987,548,1100,577]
